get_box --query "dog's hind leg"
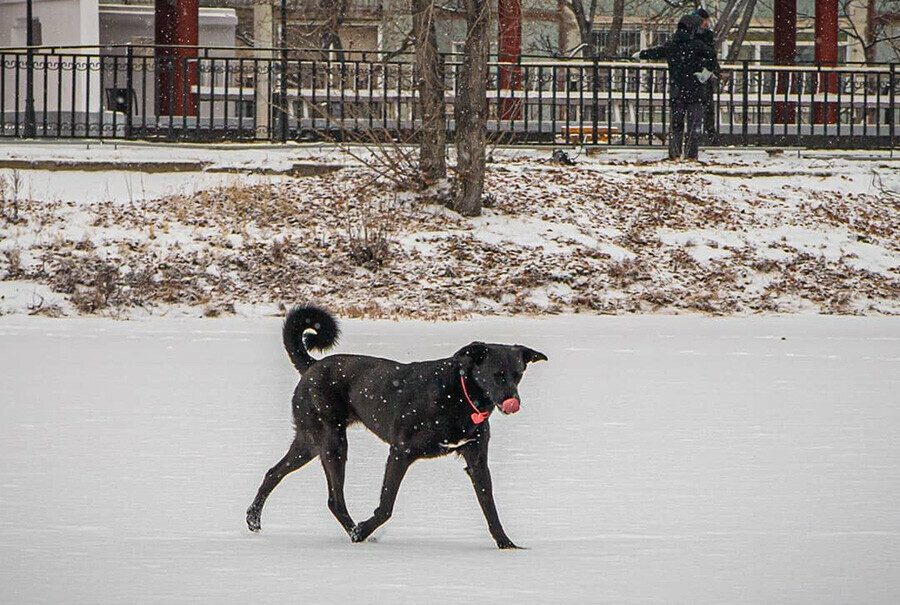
[320,428,355,535]
[349,446,413,543]
[246,437,316,532]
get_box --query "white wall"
[2,1,237,132]
[0,0,99,48]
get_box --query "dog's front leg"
[460,437,522,549]
[350,446,413,543]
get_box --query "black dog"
[246,305,547,549]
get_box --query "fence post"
[125,45,134,139]
[890,63,896,154]
[592,57,599,144]
[280,47,288,143]
[742,60,749,146]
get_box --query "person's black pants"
[703,82,717,144]
[669,100,704,160]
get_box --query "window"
[591,29,642,57]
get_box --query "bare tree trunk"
[725,0,758,61]
[412,0,446,186]
[604,0,625,57]
[319,0,347,61]
[454,0,489,216]
[865,0,877,63]
[714,0,746,47]
[564,0,598,58]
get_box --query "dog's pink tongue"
[501,398,520,414]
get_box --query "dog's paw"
[349,524,366,543]
[246,509,261,533]
[497,539,524,550]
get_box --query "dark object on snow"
[482,192,496,208]
[551,149,575,165]
[246,305,547,549]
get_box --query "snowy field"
[1,142,898,318]
[2,314,899,604]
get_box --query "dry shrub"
[607,257,648,287]
[1,247,23,278]
[345,196,398,271]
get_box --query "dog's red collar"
[460,375,490,424]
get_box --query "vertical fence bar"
[619,65,626,145]
[210,56,217,135]
[141,55,148,137]
[796,69,803,147]
[592,60,599,146]
[368,59,375,132]
[578,64,584,142]
[863,70,869,140]
[87,56,94,139]
[648,65,654,146]
[194,55,203,141]
[325,58,332,136]
[537,65,542,138]
[111,55,118,138]
[607,65,612,147]
[564,65,570,143]
[70,54,77,137]
[836,68,842,142]
[224,58,230,137]
[42,54,49,135]
[395,61,401,135]
[0,53,5,136]
[281,49,288,143]
[662,70,669,143]
[741,60,749,146]
[56,55,63,136]
[167,57,175,139]
[14,55,21,136]
[125,47,134,139]
[876,72,881,140]
[890,63,895,152]
[239,58,246,139]
[551,64,557,140]
[308,58,314,134]
[183,56,191,136]
[754,68,760,141]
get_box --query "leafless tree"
[559,0,599,57]
[604,0,626,57]
[840,0,900,63]
[412,0,447,185]
[724,0,758,61]
[454,0,490,216]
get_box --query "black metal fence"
[1,45,897,148]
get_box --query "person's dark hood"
[673,14,702,42]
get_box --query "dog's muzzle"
[500,398,520,414]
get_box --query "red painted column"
[773,0,796,124]
[814,0,839,124]
[155,0,199,116]
[498,0,522,120]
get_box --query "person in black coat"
[635,15,716,160]
[693,8,720,145]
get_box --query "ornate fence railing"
[1,45,897,148]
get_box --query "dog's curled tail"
[282,305,340,374]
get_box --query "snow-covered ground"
[1,142,898,318]
[1,315,899,603]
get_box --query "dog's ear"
[519,346,548,365]
[455,342,489,365]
